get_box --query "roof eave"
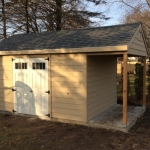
[0,45,128,55]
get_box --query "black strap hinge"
[12,58,15,61]
[45,91,50,94]
[12,88,16,92]
[45,57,49,61]
[12,109,16,113]
[45,114,50,117]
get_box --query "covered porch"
[87,52,147,131]
[88,104,145,132]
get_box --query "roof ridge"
[59,22,141,32]
[10,22,141,37]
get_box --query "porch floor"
[88,104,145,132]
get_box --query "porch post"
[123,53,128,126]
[143,57,146,108]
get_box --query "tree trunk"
[1,0,6,39]
[55,0,62,31]
[25,0,29,33]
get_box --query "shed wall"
[51,54,87,122]
[128,26,147,56]
[87,55,117,121]
[0,56,13,112]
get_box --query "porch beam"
[123,53,128,126]
[143,57,146,107]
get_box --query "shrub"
[134,63,143,100]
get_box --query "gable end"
[128,24,147,56]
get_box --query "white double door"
[13,58,49,116]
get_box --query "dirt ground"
[0,110,150,150]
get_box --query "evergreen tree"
[0,0,109,38]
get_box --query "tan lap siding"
[51,54,86,122]
[87,55,117,121]
[128,26,147,56]
[0,56,13,112]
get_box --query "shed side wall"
[51,54,86,122]
[0,56,13,112]
[128,26,147,56]
[87,55,117,121]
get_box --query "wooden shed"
[0,22,148,126]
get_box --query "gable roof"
[0,23,140,51]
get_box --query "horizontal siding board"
[88,100,116,116]
[51,71,83,77]
[52,97,84,105]
[88,95,116,110]
[0,88,12,93]
[0,68,12,71]
[87,79,116,88]
[88,84,116,94]
[129,42,146,52]
[52,113,83,121]
[0,96,13,102]
[52,81,84,88]
[132,37,145,47]
[128,48,147,56]
[51,76,83,82]
[0,74,12,80]
[0,101,13,108]
[128,27,147,56]
[0,71,12,77]
[0,56,12,61]
[0,56,13,112]
[52,102,83,110]
[87,73,116,82]
[0,65,12,69]
[87,101,116,120]
[51,54,85,60]
[51,59,84,63]
[52,107,83,116]
[88,91,116,104]
[51,66,84,71]
[0,61,12,66]
[87,56,117,121]
[51,60,83,66]
[52,92,84,99]
[0,105,13,112]
[88,87,117,99]
[51,54,86,122]
[0,80,13,87]
[52,87,85,94]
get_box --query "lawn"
[117,74,149,97]
[0,111,150,150]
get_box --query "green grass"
[117,74,149,97]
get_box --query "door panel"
[29,58,48,116]
[13,58,49,116]
[13,59,30,114]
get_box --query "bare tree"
[25,0,29,33]
[109,0,150,48]
[1,0,6,39]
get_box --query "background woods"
[0,0,109,40]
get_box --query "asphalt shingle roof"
[0,22,140,51]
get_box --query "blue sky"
[87,1,121,26]
[88,0,147,26]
